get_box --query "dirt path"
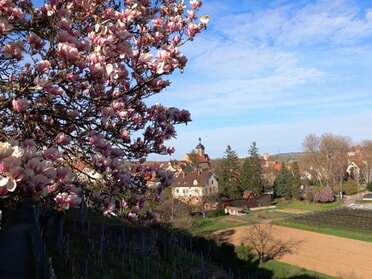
[212,225,372,279]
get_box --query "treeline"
[213,142,302,201]
[212,133,372,201]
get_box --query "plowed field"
[212,225,372,279]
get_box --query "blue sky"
[148,0,372,160]
[31,0,372,160]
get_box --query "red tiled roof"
[172,171,213,187]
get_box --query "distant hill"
[271,152,303,161]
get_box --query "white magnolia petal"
[0,177,9,187]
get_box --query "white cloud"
[156,108,372,161]
[148,0,372,161]
[208,0,372,48]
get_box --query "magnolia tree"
[0,0,208,223]
[314,186,335,203]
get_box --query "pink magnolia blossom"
[42,147,59,160]
[12,98,29,112]
[0,18,13,34]
[58,19,70,30]
[55,192,82,210]
[89,63,104,76]
[37,60,51,73]
[55,133,71,145]
[102,199,116,216]
[190,0,202,9]
[127,212,138,223]
[0,159,23,192]
[3,41,23,60]
[121,199,128,209]
[57,169,76,185]
[145,210,156,219]
[57,42,79,62]
[0,0,207,219]
[200,15,210,24]
[27,33,45,49]
[91,191,103,203]
[32,76,50,90]
[47,86,64,96]
[187,22,198,37]
[0,142,14,159]
[167,146,175,154]
[187,10,195,19]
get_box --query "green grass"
[191,217,247,235]
[274,200,343,212]
[262,260,338,279]
[247,209,295,219]
[275,219,372,242]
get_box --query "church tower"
[181,138,210,170]
[195,137,205,156]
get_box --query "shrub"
[367,182,372,192]
[302,185,315,202]
[343,178,358,195]
[206,209,225,218]
[235,244,253,261]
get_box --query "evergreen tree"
[217,145,241,198]
[274,161,301,199]
[238,142,264,196]
[274,162,293,199]
[290,161,302,199]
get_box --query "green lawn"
[274,200,343,212]
[261,260,338,279]
[246,209,295,219]
[191,217,247,235]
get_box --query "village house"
[171,171,219,206]
[219,190,272,215]
[260,153,282,186]
[155,160,187,172]
[346,145,364,182]
[303,145,371,184]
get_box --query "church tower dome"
[195,137,205,156]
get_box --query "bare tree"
[360,140,372,183]
[320,133,351,190]
[200,192,219,218]
[244,223,302,264]
[300,134,324,185]
[300,133,351,194]
[155,199,192,231]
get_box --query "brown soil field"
[212,225,372,279]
